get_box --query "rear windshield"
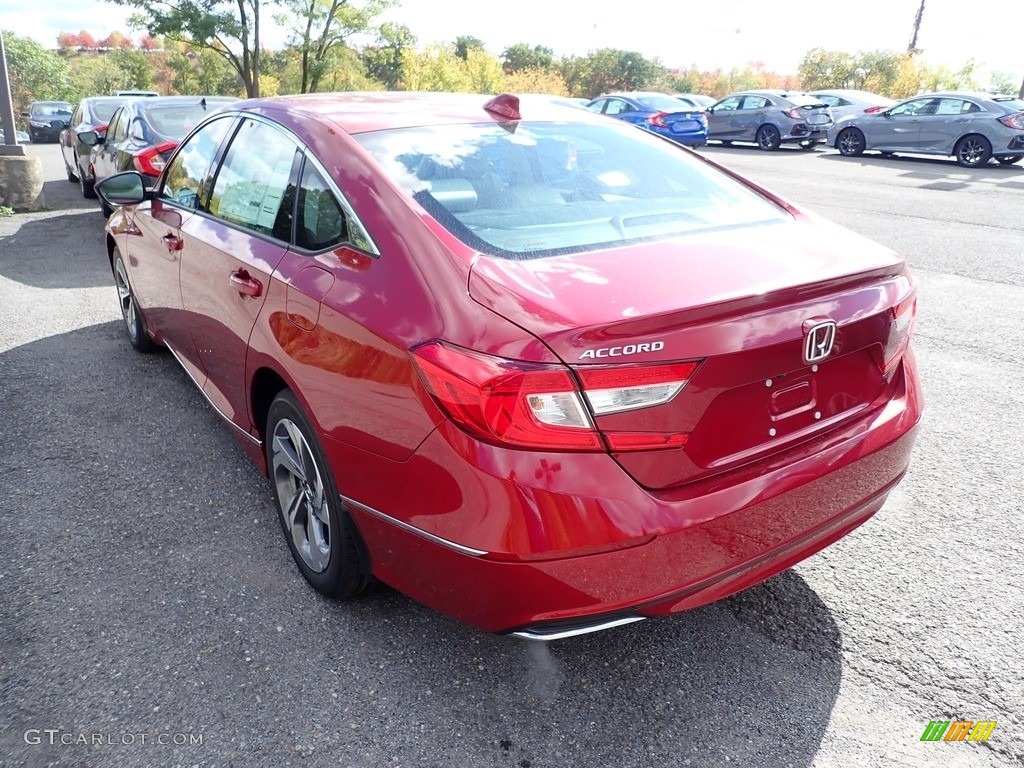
[785,95,828,108]
[90,100,123,123]
[31,103,72,117]
[637,94,698,112]
[143,104,219,139]
[993,97,1024,111]
[356,121,789,259]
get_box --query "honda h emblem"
[803,319,836,364]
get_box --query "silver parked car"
[806,89,896,121]
[829,92,1024,167]
[706,90,833,151]
[674,92,716,109]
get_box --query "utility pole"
[907,0,926,54]
[0,28,45,210]
[0,29,22,150]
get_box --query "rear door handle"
[229,270,262,297]
[161,233,183,251]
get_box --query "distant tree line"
[3,0,1022,118]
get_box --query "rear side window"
[208,118,300,240]
[356,120,789,260]
[294,160,375,253]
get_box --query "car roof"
[232,92,606,134]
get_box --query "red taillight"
[881,295,917,376]
[412,342,700,452]
[412,342,602,451]
[784,108,803,120]
[579,362,698,451]
[864,105,888,114]
[998,112,1024,130]
[647,112,668,128]
[133,141,178,177]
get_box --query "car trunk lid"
[468,216,913,489]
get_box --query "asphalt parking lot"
[1,141,1022,768]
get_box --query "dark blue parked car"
[585,92,708,147]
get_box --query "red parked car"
[96,93,922,640]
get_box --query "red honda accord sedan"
[96,92,922,640]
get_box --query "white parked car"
[806,89,896,121]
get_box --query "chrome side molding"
[340,495,488,557]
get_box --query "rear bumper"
[338,352,922,635]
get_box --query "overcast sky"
[5,0,1020,79]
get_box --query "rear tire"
[996,155,1022,165]
[755,124,781,151]
[954,134,992,167]
[80,169,96,199]
[112,248,156,353]
[266,390,370,599]
[65,161,78,182]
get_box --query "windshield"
[637,94,701,112]
[144,104,219,139]
[31,103,72,117]
[356,120,789,259]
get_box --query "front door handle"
[161,233,183,251]
[229,270,262,297]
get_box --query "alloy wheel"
[957,137,990,167]
[838,129,865,156]
[271,418,332,573]
[113,258,137,341]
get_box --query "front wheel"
[756,124,781,151]
[954,135,992,167]
[112,249,156,353]
[996,155,1022,166]
[837,128,866,157]
[267,391,370,599]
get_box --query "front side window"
[160,116,234,211]
[107,108,128,142]
[356,120,790,259]
[208,118,299,240]
[605,100,632,116]
[714,96,742,111]
[890,98,933,117]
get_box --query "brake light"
[881,295,917,376]
[864,105,888,114]
[412,342,602,451]
[998,113,1024,130]
[412,342,700,452]
[784,108,803,119]
[133,141,178,177]
[647,112,668,128]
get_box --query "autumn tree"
[360,21,415,89]
[501,43,554,73]
[559,49,666,99]
[110,0,266,97]
[57,32,80,50]
[277,0,392,93]
[454,35,485,61]
[3,31,74,116]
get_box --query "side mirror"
[96,171,151,207]
[21,111,30,117]
[78,130,101,146]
